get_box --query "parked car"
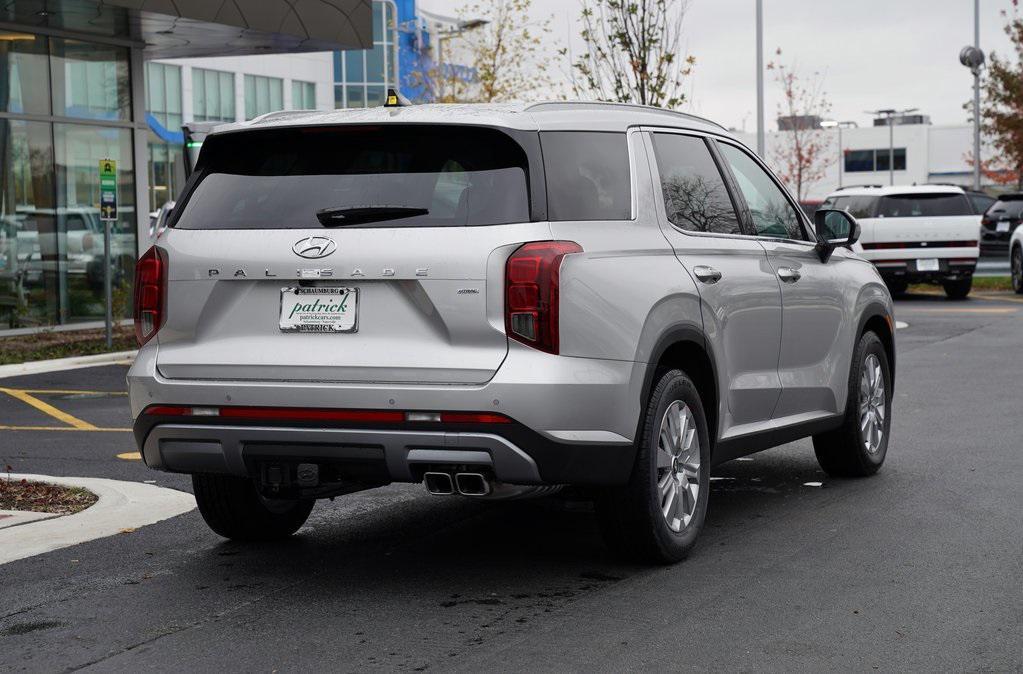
[964,188,997,217]
[1011,217,1023,294]
[127,100,896,563]
[822,185,980,298]
[980,193,1023,257]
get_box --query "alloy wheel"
[859,353,886,454]
[655,401,701,532]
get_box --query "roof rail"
[833,184,884,191]
[524,100,728,131]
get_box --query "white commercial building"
[736,123,1003,203]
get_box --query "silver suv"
[128,100,895,563]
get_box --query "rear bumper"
[127,343,645,485]
[869,256,977,283]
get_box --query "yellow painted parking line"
[0,425,130,432]
[18,389,128,396]
[0,387,99,430]
[117,452,142,460]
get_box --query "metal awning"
[3,0,372,57]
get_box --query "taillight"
[504,241,582,355]
[133,245,167,346]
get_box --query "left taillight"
[133,245,167,346]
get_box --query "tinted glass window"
[173,126,530,229]
[541,132,631,221]
[844,150,874,172]
[969,192,996,214]
[719,143,807,240]
[987,198,1023,219]
[877,193,972,218]
[650,133,741,235]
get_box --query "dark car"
[980,193,1023,256]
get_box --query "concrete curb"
[0,474,195,565]
[0,350,137,379]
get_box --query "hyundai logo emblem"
[292,236,337,259]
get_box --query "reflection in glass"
[0,119,57,327]
[49,38,131,121]
[53,124,135,323]
[652,134,741,235]
[719,143,806,240]
[0,32,50,114]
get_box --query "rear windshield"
[823,195,877,219]
[987,199,1023,218]
[173,125,531,229]
[877,193,972,218]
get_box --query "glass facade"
[0,30,136,330]
[244,74,283,119]
[192,68,236,122]
[334,1,398,108]
[145,62,184,212]
[291,80,316,109]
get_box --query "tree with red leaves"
[979,1,1023,190]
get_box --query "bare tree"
[768,49,833,202]
[408,0,554,104]
[562,0,696,108]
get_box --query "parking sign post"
[99,159,117,349]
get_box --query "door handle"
[693,265,722,284]
[777,267,801,283]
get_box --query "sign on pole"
[99,159,116,348]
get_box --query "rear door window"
[541,132,631,221]
[877,193,972,218]
[650,133,742,235]
[173,125,531,229]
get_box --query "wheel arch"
[857,304,896,381]
[642,326,720,448]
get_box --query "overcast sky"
[418,0,1017,130]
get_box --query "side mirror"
[813,208,860,262]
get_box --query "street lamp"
[821,120,857,188]
[960,0,985,191]
[755,0,764,156]
[865,108,917,186]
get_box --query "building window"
[244,74,283,119]
[845,148,907,173]
[333,0,398,108]
[291,80,316,109]
[145,63,184,211]
[193,68,236,122]
[0,31,137,330]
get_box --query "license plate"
[916,258,940,272]
[997,221,1010,233]
[279,287,358,333]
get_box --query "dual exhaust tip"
[423,471,491,497]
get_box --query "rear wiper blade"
[315,205,428,227]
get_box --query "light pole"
[960,3,985,191]
[755,0,765,156]
[866,108,917,186]
[821,120,857,188]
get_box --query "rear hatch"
[155,124,549,384]
[861,192,980,252]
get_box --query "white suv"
[822,185,980,298]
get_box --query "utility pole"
[755,0,765,156]
[821,120,857,188]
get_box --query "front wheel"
[596,369,711,564]
[1012,246,1023,295]
[812,331,892,477]
[192,473,314,541]
[942,277,972,300]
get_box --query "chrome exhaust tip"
[423,471,454,495]
[455,472,491,497]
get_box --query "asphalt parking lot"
[1,291,1021,672]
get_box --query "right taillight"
[133,245,167,346]
[504,241,582,355]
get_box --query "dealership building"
[0,0,373,333]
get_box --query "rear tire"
[192,473,314,541]
[1012,246,1023,295]
[812,331,892,477]
[596,369,711,564]
[942,277,972,299]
